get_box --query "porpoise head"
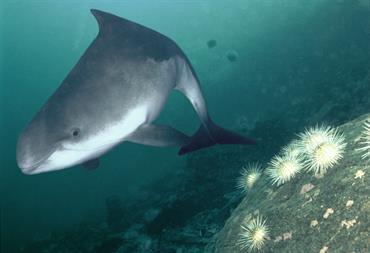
[16,9,152,174]
[16,95,117,174]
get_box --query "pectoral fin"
[127,124,190,147]
[82,158,100,170]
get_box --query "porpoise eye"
[71,128,80,137]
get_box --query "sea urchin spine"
[266,153,303,186]
[298,125,346,175]
[238,215,269,251]
[356,120,370,159]
[237,163,263,192]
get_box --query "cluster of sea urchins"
[236,125,347,251]
[264,125,347,187]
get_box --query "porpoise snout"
[16,131,40,174]
[16,122,54,174]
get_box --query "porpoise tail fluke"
[178,119,256,155]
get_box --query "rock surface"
[18,114,370,253]
[205,114,370,253]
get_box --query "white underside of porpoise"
[35,105,149,173]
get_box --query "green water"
[1,0,370,252]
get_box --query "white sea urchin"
[237,163,263,192]
[281,139,303,159]
[238,215,269,251]
[298,125,346,175]
[266,153,303,186]
[356,120,370,159]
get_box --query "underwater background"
[1,0,370,252]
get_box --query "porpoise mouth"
[17,146,57,175]
[18,138,120,174]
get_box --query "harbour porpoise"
[16,9,255,174]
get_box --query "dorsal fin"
[89,9,182,61]
[90,9,119,32]
[90,9,153,37]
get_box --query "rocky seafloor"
[205,114,370,253]
[18,70,370,253]
[19,109,370,253]
[18,73,370,253]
